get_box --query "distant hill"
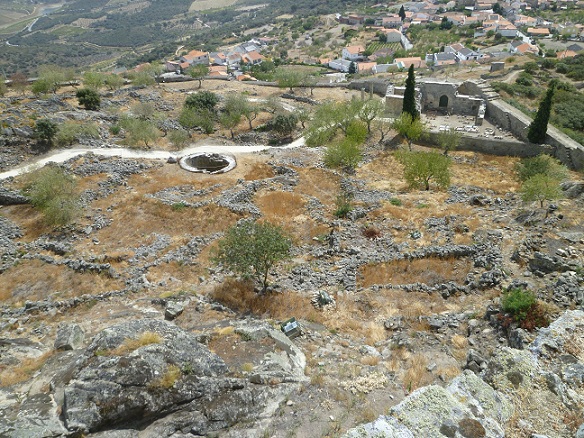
[0,0,352,75]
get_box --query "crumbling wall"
[487,100,584,170]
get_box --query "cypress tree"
[403,64,419,120]
[399,5,406,21]
[349,61,357,74]
[527,82,555,144]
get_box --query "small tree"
[437,127,461,156]
[213,220,292,293]
[274,68,303,93]
[403,64,419,120]
[520,173,563,208]
[271,113,298,138]
[185,91,219,113]
[104,74,124,90]
[83,71,105,90]
[168,129,190,150]
[220,111,241,139]
[9,72,28,95]
[120,117,160,148]
[24,166,79,227]
[55,121,100,146]
[393,112,425,150]
[399,5,406,21]
[397,150,451,191]
[179,107,215,134]
[76,88,101,110]
[131,102,157,121]
[515,154,568,182]
[358,98,384,134]
[34,119,58,147]
[189,63,210,89]
[527,82,556,144]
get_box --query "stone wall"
[349,79,390,97]
[486,99,584,171]
[425,131,552,157]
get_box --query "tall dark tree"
[349,62,357,74]
[527,82,556,144]
[399,5,406,21]
[403,64,419,120]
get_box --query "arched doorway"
[439,95,449,109]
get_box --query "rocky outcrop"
[344,370,512,438]
[344,311,584,438]
[0,318,306,437]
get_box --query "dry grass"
[360,356,381,366]
[0,205,52,241]
[210,278,321,321]
[91,197,241,250]
[451,334,469,349]
[244,162,275,181]
[436,365,461,381]
[255,191,306,223]
[359,256,471,288]
[402,353,431,391]
[0,351,54,387]
[241,362,254,372]
[110,331,162,356]
[149,364,181,389]
[294,167,340,209]
[0,259,124,304]
[451,153,520,194]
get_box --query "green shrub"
[324,138,362,170]
[502,288,536,322]
[334,192,353,218]
[24,166,80,226]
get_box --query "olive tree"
[516,154,568,208]
[212,220,292,293]
[76,88,101,110]
[392,112,425,150]
[437,127,461,156]
[24,166,80,227]
[396,150,451,191]
[34,119,58,147]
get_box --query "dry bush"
[402,353,431,391]
[210,278,320,321]
[451,334,468,349]
[110,331,162,356]
[360,356,381,366]
[310,372,325,386]
[358,402,381,423]
[364,321,386,346]
[359,256,471,288]
[362,225,382,239]
[216,326,235,336]
[0,259,124,304]
[0,351,54,387]
[241,362,254,373]
[244,163,275,180]
[437,365,461,381]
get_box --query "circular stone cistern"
[179,152,236,174]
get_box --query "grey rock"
[54,323,85,351]
[576,423,584,438]
[0,393,68,438]
[164,301,185,320]
[561,181,584,199]
[0,188,28,205]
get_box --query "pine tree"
[399,5,406,21]
[527,82,555,144]
[403,64,419,120]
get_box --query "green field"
[50,25,86,38]
[365,42,401,54]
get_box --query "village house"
[383,29,403,43]
[394,57,426,69]
[328,58,353,72]
[509,40,539,55]
[527,27,550,37]
[179,49,209,66]
[382,15,402,28]
[241,50,264,66]
[342,45,366,61]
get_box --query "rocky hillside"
[0,82,584,437]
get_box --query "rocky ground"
[0,82,583,437]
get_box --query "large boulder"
[343,370,510,438]
[61,318,304,436]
